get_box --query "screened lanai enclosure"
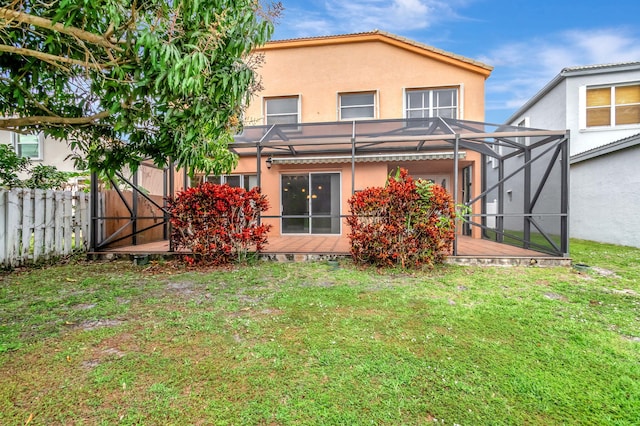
[90,117,570,258]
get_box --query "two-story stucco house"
[215,31,493,239]
[92,31,570,259]
[199,31,568,257]
[506,62,640,248]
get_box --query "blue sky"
[271,0,640,124]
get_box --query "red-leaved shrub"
[347,168,455,268]
[168,183,271,264]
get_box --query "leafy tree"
[0,144,78,189]
[23,164,70,189]
[0,143,30,188]
[0,0,280,175]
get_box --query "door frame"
[279,171,342,235]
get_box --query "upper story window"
[265,96,299,125]
[586,84,640,128]
[12,132,42,159]
[406,88,458,119]
[339,92,376,120]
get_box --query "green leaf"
[0,0,277,176]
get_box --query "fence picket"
[78,192,89,250]
[44,190,55,260]
[63,192,72,255]
[1,188,90,267]
[72,193,81,251]
[54,191,63,254]
[33,189,45,262]
[0,191,6,266]
[20,189,33,264]
[6,190,20,267]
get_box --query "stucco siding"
[247,39,487,124]
[570,146,640,247]
[509,80,568,131]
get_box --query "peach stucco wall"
[245,38,488,124]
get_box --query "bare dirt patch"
[611,288,638,296]
[227,307,284,318]
[75,319,125,331]
[73,303,97,310]
[544,293,568,302]
[164,280,212,302]
[81,347,126,370]
[591,267,620,278]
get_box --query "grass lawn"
[1,240,639,425]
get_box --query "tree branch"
[0,7,122,51]
[0,44,110,70]
[0,110,111,129]
[0,77,60,117]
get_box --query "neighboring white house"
[506,62,640,248]
[0,130,80,178]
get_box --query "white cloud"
[564,29,640,64]
[286,18,336,38]
[482,28,640,117]
[275,0,468,38]
[324,0,432,32]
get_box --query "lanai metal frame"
[90,117,570,256]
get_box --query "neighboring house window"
[516,117,529,155]
[406,88,458,119]
[586,84,640,127]
[12,132,42,159]
[206,174,258,191]
[339,92,376,120]
[265,96,299,125]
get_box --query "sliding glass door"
[281,173,340,234]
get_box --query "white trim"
[279,171,342,236]
[578,85,587,130]
[204,173,258,190]
[459,83,465,120]
[582,82,640,130]
[337,90,378,121]
[11,132,43,160]
[263,94,301,125]
[404,86,460,119]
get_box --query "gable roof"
[506,61,640,124]
[570,132,640,164]
[256,30,493,78]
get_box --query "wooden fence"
[0,188,90,267]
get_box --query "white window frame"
[582,82,640,130]
[280,171,342,235]
[516,117,530,157]
[205,174,258,190]
[12,132,43,160]
[404,86,460,120]
[338,91,377,121]
[264,95,301,126]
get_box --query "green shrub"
[0,144,30,188]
